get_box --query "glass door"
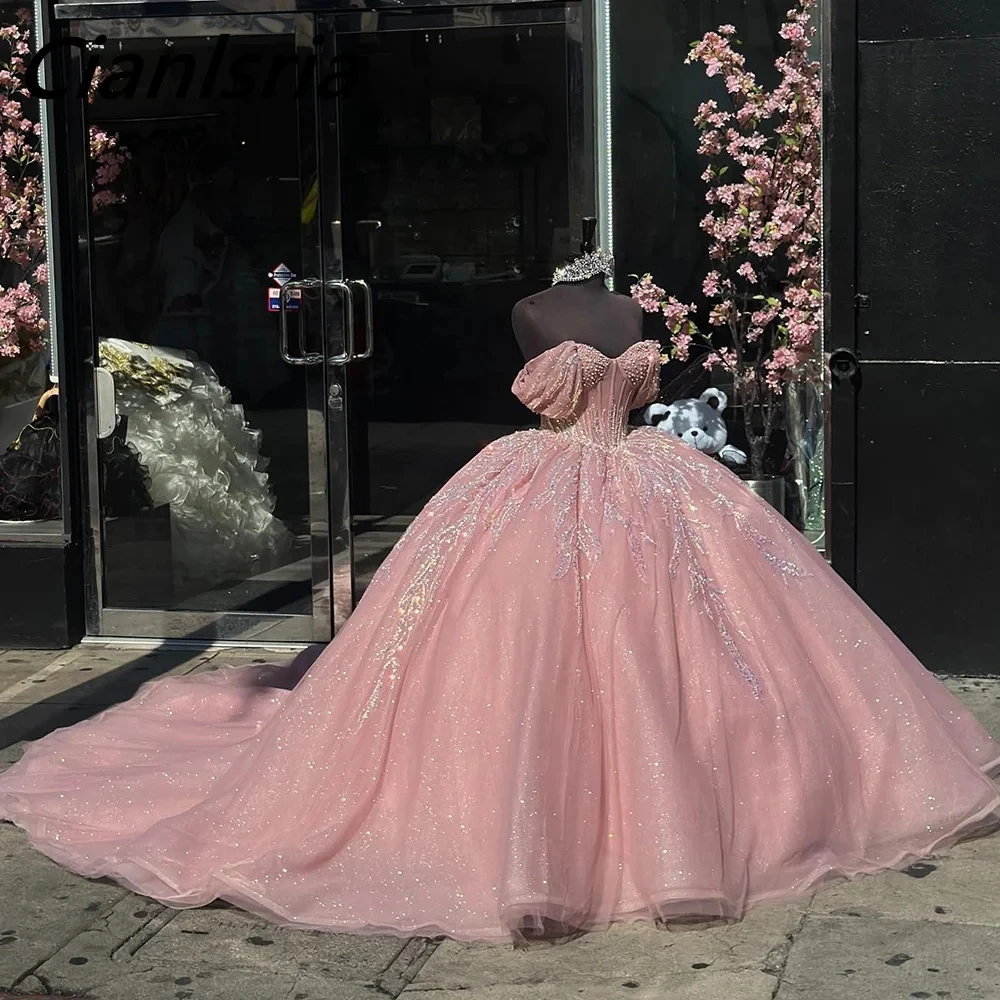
[81,15,337,643]
[76,3,599,641]
[318,2,598,604]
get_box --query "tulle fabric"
[102,338,294,591]
[0,397,62,521]
[1,339,998,942]
[0,395,152,522]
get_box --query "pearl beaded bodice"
[511,340,662,447]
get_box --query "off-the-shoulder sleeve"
[511,342,587,420]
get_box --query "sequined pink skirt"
[1,427,998,941]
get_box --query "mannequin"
[511,220,643,361]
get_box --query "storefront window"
[0,8,59,531]
[0,7,133,535]
[616,0,826,549]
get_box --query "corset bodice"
[511,340,662,447]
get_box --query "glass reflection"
[87,33,313,617]
[331,10,587,597]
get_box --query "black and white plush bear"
[643,388,748,467]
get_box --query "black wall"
[850,0,1000,673]
[0,542,83,648]
[612,0,790,308]
[610,0,799,450]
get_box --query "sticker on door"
[268,287,301,312]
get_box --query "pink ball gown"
[1,337,998,942]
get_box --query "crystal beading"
[551,249,615,286]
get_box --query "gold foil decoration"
[99,341,192,400]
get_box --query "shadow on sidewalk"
[0,641,323,753]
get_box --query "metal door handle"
[279,278,322,365]
[95,367,116,439]
[279,279,361,366]
[325,279,355,365]
[348,279,374,360]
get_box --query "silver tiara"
[551,248,615,286]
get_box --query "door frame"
[51,0,585,19]
[822,0,859,586]
[60,13,336,643]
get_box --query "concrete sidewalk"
[2,645,1000,1000]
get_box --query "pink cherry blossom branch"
[631,0,822,478]
[0,9,127,359]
